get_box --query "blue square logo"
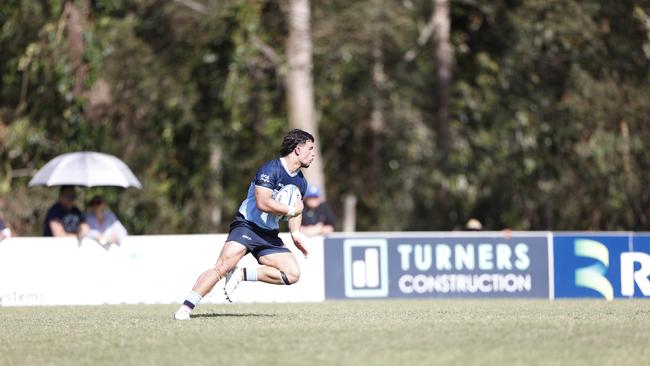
[343,239,389,298]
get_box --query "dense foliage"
[2,0,650,235]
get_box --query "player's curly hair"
[280,129,314,157]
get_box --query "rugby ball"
[274,184,300,220]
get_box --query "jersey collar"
[280,157,299,177]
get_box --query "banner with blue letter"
[554,233,650,299]
[324,233,551,299]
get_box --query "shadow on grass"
[191,313,275,318]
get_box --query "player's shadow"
[191,313,275,318]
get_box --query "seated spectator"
[43,185,89,238]
[0,212,12,241]
[85,195,127,245]
[300,185,336,237]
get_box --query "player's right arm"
[252,162,302,217]
[254,186,303,217]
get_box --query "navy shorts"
[226,216,291,261]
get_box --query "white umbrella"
[28,152,142,189]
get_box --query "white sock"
[244,267,258,281]
[182,290,202,310]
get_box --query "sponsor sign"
[0,235,324,306]
[325,233,550,299]
[554,234,650,299]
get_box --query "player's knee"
[214,257,237,276]
[288,271,300,284]
[280,269,300,285]
[212,264,230,279]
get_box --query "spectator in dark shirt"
[43,185,89,238]
[300,185,336,237]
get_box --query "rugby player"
[174,129,314,320]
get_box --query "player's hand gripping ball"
[274,184,300,220]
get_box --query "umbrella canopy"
[28,152,142,189]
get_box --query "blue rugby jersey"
[237,158,308,231]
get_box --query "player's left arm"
[289,214,309,258]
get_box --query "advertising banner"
[0,234,325,306]
[554,233,650,299]
[324,233,551,299]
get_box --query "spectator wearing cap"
[300,185,336,237]
[43,185,89,237]
[85,195,128,246]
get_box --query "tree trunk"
[342,193,357,232]
[620,120,645,226]
[369,29,385,207]
[64,0,90,97]
[209,145,223,229]
[370,37,385,135]
[432,0,452,153]
[431,0,453,227]
[284,0,326,196]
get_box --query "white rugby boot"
[173,305,192,320]
[224,267,243,303]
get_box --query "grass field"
[1,299,649,366]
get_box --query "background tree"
[283,0,326,194]
[2,0,650,235]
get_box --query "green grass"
[1,300,649,366]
